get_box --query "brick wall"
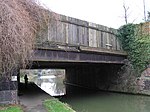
[0,76,18,104]
[137,65,150,95]
[140,22,150,35]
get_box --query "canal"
[19,69,150,112]
[60,86,150,112]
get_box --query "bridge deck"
[33,13,127,64]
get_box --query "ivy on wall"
[117,24,150,75]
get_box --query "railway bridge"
[0,13,127,104]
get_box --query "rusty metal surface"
[30,49,126,64]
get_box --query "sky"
[39,0,150,28]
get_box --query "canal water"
[20,69,150,112]
[60,86,150,112]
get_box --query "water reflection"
[20,69,66,96]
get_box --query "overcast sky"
[40,0,150,28]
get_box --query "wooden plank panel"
[68,24,73,44]
[65,23,69,44]
[106,29,114,50]
[111,34,116,50]
[48,20,57,42]
[98,25,105,48]
[36,25,48,43]
[78,26,88,46]
[106,32,110,49]
[78,26,83,45]
[72,24,78,45]
[68,24,78,45]
[62,23,67,43]
[116,38,121,50]
[84,27,89,46]
[56,21,64,43]
[60,22,68,44]
[110,34,114,50]
[108,28,117,50]
[100,32,104,48]
[101,26,107,49]
[103,32,107,49]
[88,22,97,47]
[89,28,97,47]
[96,31,101,48]
[38,13,123,52]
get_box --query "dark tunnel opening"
[28,61,123,95]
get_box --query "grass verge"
[0,105,23,112]
[43,99,76,112]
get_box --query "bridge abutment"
[0,76,18,104]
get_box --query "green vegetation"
[0,105,23,112]
[117,23,150,75]
[44,99,75,112]
[0,99,75,112]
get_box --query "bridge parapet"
[36,13,123,53]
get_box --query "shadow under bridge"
[29,49,126,92]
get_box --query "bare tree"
[0,0,57,78]
[143,0,146,21]
[123,2,129,24]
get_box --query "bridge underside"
[30,61,123,92]
[28,48,126,91]
[30,48,126,66]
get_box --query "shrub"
[117,24,150,75]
